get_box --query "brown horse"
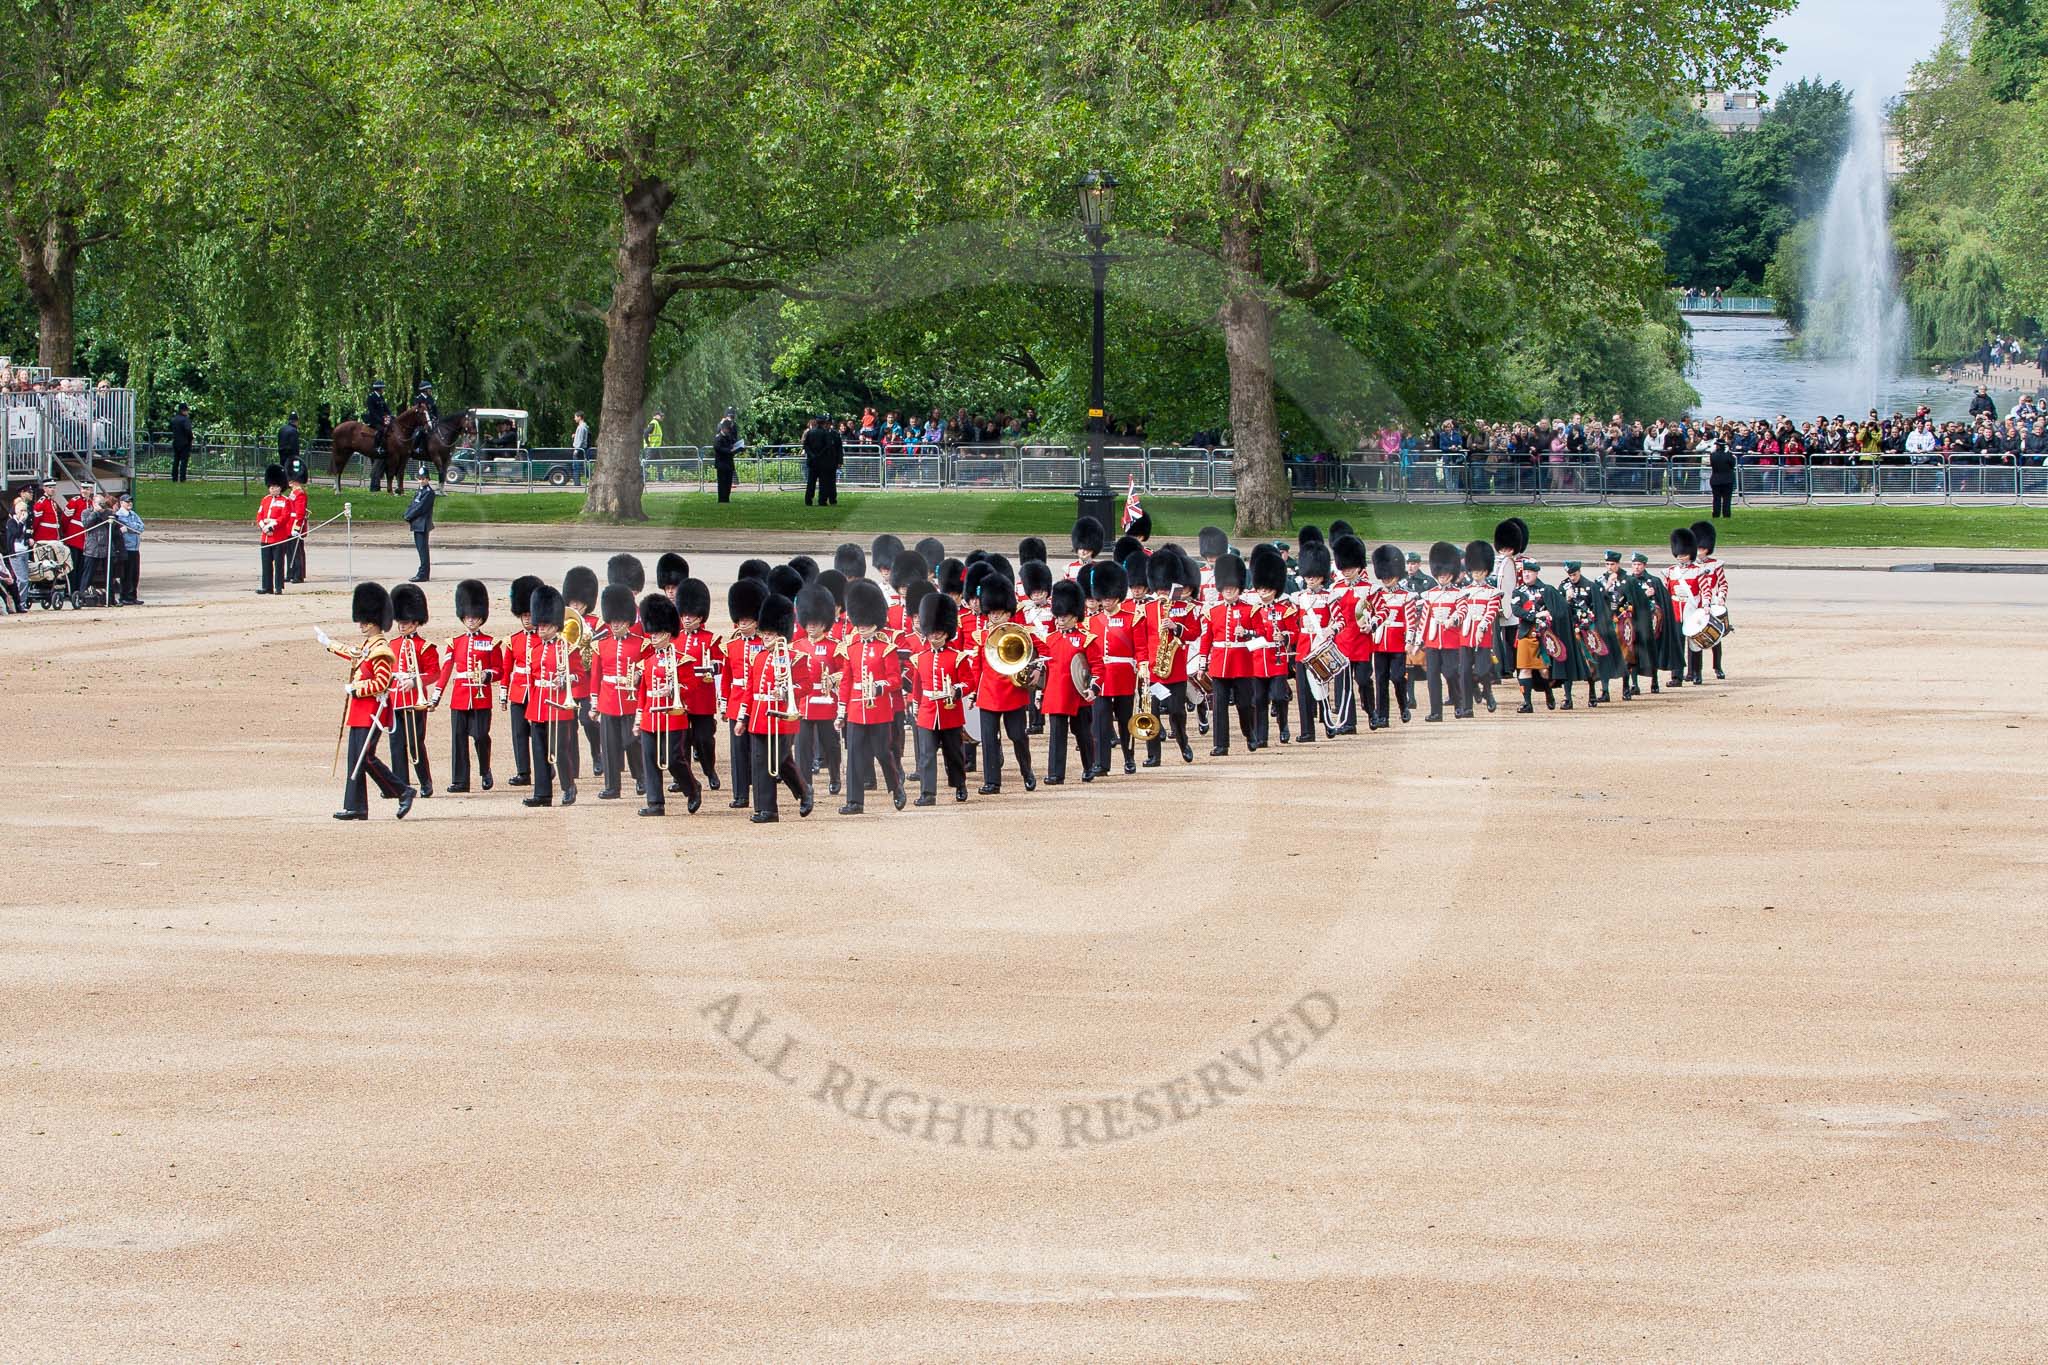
[328,409,476,491]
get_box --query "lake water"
[1685,314,2029,422]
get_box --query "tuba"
[984,621,1046,690]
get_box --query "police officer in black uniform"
[363,381,393,491]
[410,382,439,472]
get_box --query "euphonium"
[983,621,1036,677]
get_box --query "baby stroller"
[23,541,76,610]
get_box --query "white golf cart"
[444,408,585,486]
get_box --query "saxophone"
[1150,600,1181,675]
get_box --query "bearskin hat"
[1370,543,1405,581]
[391,582,428,624]
[767,564,805,601]
[600,583,637,626]
[1018,535,1048,565]
[985,552,1015,586]
[1333,535,1368,573]
[1509,516,1530,547]
[1021,559,1054,595]
[509,574,543,618]
[1427,540,1461,579]
[1249,544,1287,595]
[1465,540,1496,576]
[1198,525,1229,558]
[1113,534,1142,566]
[937,557,966,596]
[639,591,682,638]
[737,558,771,584]
[1126,510,1153,541]
[1296,541,1333,582]
[1329,519,1356,541]
[1213,552,1246,592]
[917,588,958,639]
[265,463,287,490]
[656,552,689,589]
[1071,516,1106,556]
[529,584,566,631]
[607,553,645,592]
[562,565,599,609]
[1691,519,1717,555]
[795,583,837,630]
[1122,550,1149,590]
[1051,578,1085,620]
[815,568,848,610]
[676,577,711,621]
[1092,561,1128,602]
[915,536,947,568]
[1296,524,1325,549]
[845,578,888,630]
[889,550,930,593]
[963,559,994,602]
[1176,546,1201,594]
[1670,526,1698,559]
[352,581,393,630]
[1494,518,1528,554]
[727,577,767,625]
[978,573,1017,617]
[786,554,819,583]
[869,534,901,574]
[757,592,797,640]
[902,577,933,619]
[1146,550,1181,594]
[454,578,490,623]
[834,542,866,578]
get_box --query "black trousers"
[342,725,404,814]
[819,466,839,505]
[599,712,644,795]
[412,528,431,579]
[387,706,433,789]
[1466,646,1496,706]
[527,716,576,802]
[687,714,718,782]
[1144,681,1192,762]
[842,721,904,808]
[1209,677,1257,752]
[171,452,190,482]
[1045,711,1094,781]
[1294,665,1321,740]
[508,705,533,780]
[1257,674,1290,743]
[716,459,736,502]
[1091,694,1134,771]
[914,725,968,798]
[578,700,602,771]
[749,732,808,815]
[260,542,287,593]
[1711,484,1733,517]
[797,717,841,791]
[83,555,110,603]
[728,718,753,805]
[1424,646,1470,718]
[449,707,493,786]
[977,706,1033,788]
[804,466,821,504]
[1372,653,1410,724]
[119,548,139,601]
[640,728,700,808]
[287,535,306,583]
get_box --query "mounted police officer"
[410,382,440,469]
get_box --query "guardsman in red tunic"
[386,583,439,794]
[254,465,293,594]
[1369,543,1415,727]
[1664,526,1701,690]
[969,574,1037,794]
[1462,542,1504,714]
[1037,579,1096,784]
[739,592,814,823]
[1418,540,1470,722]
[792,584,845,798]
[1131,548,1199,765]
[1083,561,1139,778]
[634,592,701,816]
[285,468,310,583]
[562,565,602,777]
[836,580,907,813]
[908,591,973,805]
[31,486,61,544]
[522,585,585,807]
[1194,553,1267,756]
[501,575,543,786]
[1324,535,1374,732]
[1690,518,1729,681]
[323,582,415,820]
[1019,558,1055,737]
[594,584,646,801]
[1247,546,1296,748]
[433,578,501,791]
[722,578,768,810]
[670,578,722,793]
[1063,515,1106,583]
[1289,539,1338,741]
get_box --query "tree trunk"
[12,218,78,374]
[1218,192,1290,535]
[585,177,675,523]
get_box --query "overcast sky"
[1764,0,1951,100]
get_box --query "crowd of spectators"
[0,481,143,614]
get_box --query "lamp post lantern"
[1074,170,1119,532]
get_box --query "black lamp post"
[1074,170,1118,532]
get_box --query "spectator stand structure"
[2,363,137,498]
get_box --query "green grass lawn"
[133,478,2048,549]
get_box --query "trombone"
[764,640,799,779]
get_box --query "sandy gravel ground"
[3,530,2046,1360]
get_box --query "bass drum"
[1683,605,1728,652]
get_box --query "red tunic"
[1131,599,1197,685]
[525,637,585,723]
[437,631,500,710]
[838,633,902,724]
[1664,562,1702,623]
[969,618,1031,713]
[910,646,973,729]
[1199,600,1268,680]
[722,634,766,721]
[285,487,309,539]
[387,631,440,711]
[1084,608,1139,697]
[503,628,537,706]
[1373,583,1414,654]
[61,496,87,551]
[794,629,843,721]
[1418,586,1466,650]
[1328,575,1375,662]
[255,493,294,546]
[742,643,813,737]
[31,496,60,542]
[342,640,396,727]
[1252,599,1300,678]
[1461,583,1503,643]
[673,628,721,715]
[568,614,598,700]
[594,635,645,717]
[637,641,691,732]
[1037,624,1093,716]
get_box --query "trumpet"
[1131,665,1162,742]
[658,644,687,715]
[765,641,799,781]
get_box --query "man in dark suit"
[713,409,742,503]
[1709,445,1736,519]
[404,472,437,582]
[800,416,832,506]
[169,404,194,482]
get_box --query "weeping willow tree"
[1895,203,2015,358]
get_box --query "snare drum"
[1303,638,1348,686]
[1186,670,1215,702]
[1683,605,1727,652]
